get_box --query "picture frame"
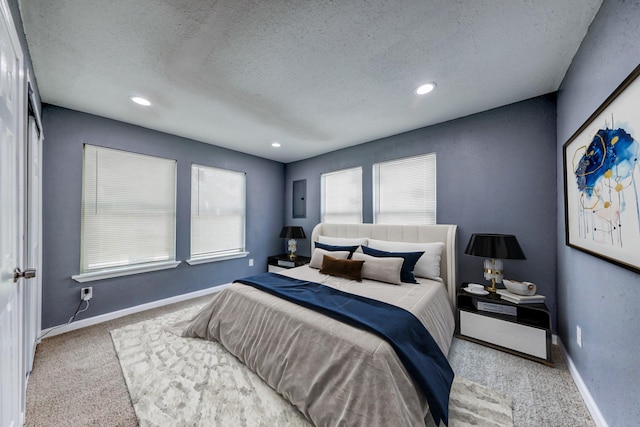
[563,64,640,273]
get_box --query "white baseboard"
[39,283,230,339]
[555,336,608,427]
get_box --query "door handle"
[13,267,37,283]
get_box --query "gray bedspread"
[175,266,455,426]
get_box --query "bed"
[177,223,458,426]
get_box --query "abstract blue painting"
[564,65,640,273]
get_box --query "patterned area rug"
[111,305,513,427]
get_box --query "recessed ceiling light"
[130,96,151,106]
[271,142,281,148]
[415,83,436,95]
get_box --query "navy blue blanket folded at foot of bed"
[235,272,454,426]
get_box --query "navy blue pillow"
[314,241,359,259]
[361,246,423,283]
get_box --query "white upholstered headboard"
[311,223,458,309]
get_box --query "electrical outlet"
[249,258,254,267]
[81,287,93,301]
[576,325,582,348]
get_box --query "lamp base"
[287,238,298,261]
[484,258,503,293]
[487,279,498,293]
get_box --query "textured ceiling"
[19,0,602,163]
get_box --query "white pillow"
[309,248,351,269]
[367,239,444,280]
[351,252,404,285]
[317,235,368,249]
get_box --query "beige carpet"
[111,305,513,427]
[448,339,595,427]
[25,296,212,427]
[25,294,594,427]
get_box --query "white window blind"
[80,145,177,273]
[373,153,436,224]
[191,164,246,259]
[321,167,362,223]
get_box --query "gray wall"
[42,106,284,328]
[556,0,640,425]
[285,95,558,327]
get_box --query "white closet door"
[0,0,26,426]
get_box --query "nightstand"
[456,284,553,366]
[267,254,311,272]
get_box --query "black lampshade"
[464,234,526,260]
[279,226,306,239]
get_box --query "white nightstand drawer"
[460,310,547,359]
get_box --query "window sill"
[71,260,182,283]
[186,251,249,265]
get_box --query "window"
[373,153,436,224]
[189,164,247,263]
[321,167,362,223]
[74,145,178,281]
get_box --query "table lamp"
[464,233,526,293]
[279,226,306,260]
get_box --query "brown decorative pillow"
[319,255,365,281]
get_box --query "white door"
[22,111,42,414]
[0,0,26,426]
